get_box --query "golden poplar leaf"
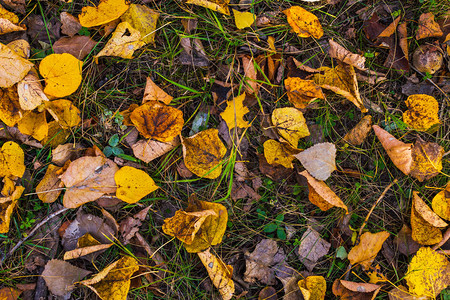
[142,76,172,104]
[403,94,440,131]
[233,9,255,29]
[44,99,81,129]
[405,247,450,298]
[17,111,48,141]
[313,64,367,113]
[7,39,30,58]
[36,164,65,203]
[186,0,230,15]
[0,43,33,88]
[41,121,70,148]
[410,138,443,182]
[0,87,24,127]
[271,107,309,148]
[283,6,323,39]
[17,68,49,110]
[80,256,138,300]
[197,248,235,300]
[411,191,447,245]
[284,77,324,109]
[114,166,158,203]
[432,184,450,220]
[263,139,299,169]
[0,184,24,233]
[295,143,336,181]
[120,4,159,45]
[298,276,326,300]
[348,231,390,270]
[0,4,26,34]
[343,115,372,146]
[39,53,83,98]
[60,156,119,208]
[78,0,129,28]
[300,170,347,212]
[220,93,250,130]
[416,12,443,40]
[94,22,145,61]
[130,101,184,142]
[182,129,227,179]
[0,141,25,178]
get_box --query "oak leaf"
[432,184,450,220]
[233,9,255,29]
[114,166,158,203]
[343,115,372,146]
[142,76,172,104]
[78,0,129,28]
[132,137,180,163]
[328,39,366,70]
[0,87,24,127]
[272,107,309,147]
[220,93,250,130]
[298,276,326,300]
[120,4,159,45]
[17,111,48,141]
[0,141,25,178]
[403,94,440,131]
[295,143,336,181]
[17,68,49,110]
[0,43,33,88]
[283,6,323,39]
[185,0,230,15]
[42,259,91,297]
[416,12,443,40]
[347,231,390,270]
[263,139,299,169]
[284,78,324,109]
[44,99,81,129]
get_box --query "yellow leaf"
[41,121,70,148]
[0,183,24,233]
[347,231,390,270]
[80,256,139,300]
[142,76,173,104]
[44,99,81,129]
[39,53,83,98]
[0,287,22,300]
[36,164,64,203]
[313,64,367,113]
[271,107,309,148]
[298,276,326,300]
[220,93,250,130]
[64,232,113,260]
[94,22,145,62]
[121,4,159,45]
[17,68,49,110]
[343,115,372,146]
[233,9,255,29]
[0,42,33,88]
[7,39,30,59]
[284,77,324,109]
[403,94,440,131]
[411,191,447,245]
[0,4,26,35]
[130,101,184,142]
[0,87,24,127]
[197,248,235,300]
[182,129,227,179]
[78,0,129,28]
[410,138,443,182]
[405,247,450,298]
[416,12,443,40]
[283,6,323,39]
[0,141,25,178]
[114,166,159,203]
[432,184,450,220]
[186,0,230,15]
[17,111,48,141]
[263,139,299,169]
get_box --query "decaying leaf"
[185,0,230,15]
[0,87,24,127]
[284,78,324,109]
[131,137,180,163]
[0,141,25,178]
[53,36,97,60]
[61,156,119,208]
[0,183,24,233]
[130,101,183,142]
[0,287,22,300]
[42,259,91,297]
[119,206,151,244]
[347,231,390,270]
[0,43,33,88]
[114,166,158,203]
[258,286,277,300]
[394,225,420,256]
[432,184,450,221]
[300,170,347,212]
[332,279,381,299]
[80,256,139,300]
[283,6,323,39]
[410,138,443,182]
[41,121,70,148]
[298,227,330,271]
[271,107,309,147]
[295,143,336,181]
[36,164,64,203]
[403,94,440,131]
[17,69,49,110]
[16,111,47,141]
[39,53,83,98]
[416,12,443,40]
[263,139,299,169]
[78,0,129,28]
[220,93,250,130]
[0,4,25,34]
[343,115,372,146]
[233,9,255,29]
[142,76,172,104]
[198,248,235,300]
[411,191,447,245]
[313,64,367,113]
[405,247,450,298]
[94,22,145,61]
[120,4,159,45]
[182,129,227,179]
[60,12,82,37]
[328,39,366,70]
[298,276,326,300]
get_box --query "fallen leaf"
[0,4,25,34]
[130,101,183,142]
[182,129,227,179]
[284,78,324,109]
[131,137,180,163]
[41,121,70,148]
[119,206,151,244]
[283,6,323,39]
[42,259,91,297]
[80,256,139,300]
[0,287,22,300]
[432,184,450,221]
[328,39,366,70]
[60,12,82,37]
[313,64,367,113]
[64,236,113,260]
[405,247,450,298]
[388,285,429,300]
[271,107,309,147]
[2,0,25,14]
[17,111,48,141]
[258,286,277,300]
[298,276,326,300]
[348,231,390,270]
[263,139,299,169]
[411,191,447,245]
[332,279,381,299]
[45,99,81,129]
[114,166,158,203]
[52,143,83,166]
[39,53,83,98]
[297,227,330,271]
[416,12,443,40]
[0,183,24,233]
[233,9,255,29]
[259,153,294,181]
[279,275,304,300]
[0,141,25,178]
[6,39,29,58]
[295,143,336,181]
[0,42,33,88]
[402,94,440,132]
[120,4,159,45]
[0,121,43,148]
[36,164,64,203]
[94,22,145,61]
[60,156,119,208]
[78,0,129,28]
[220,93,250,130]
[410,138,443,182]
[198,248,235,300]
[185,0,230,15]
[142,76,172,104]
[343,115,372,146]
[242,55,259,95]
[54,36,97,60]
[300,170,347,212]
[393,225,420,256]
[17,68,49,110]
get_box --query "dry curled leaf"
[348,231,390,270]
[131,137,180,163]
[78,0,129,28]
[343,115,372,146]
[328,39,366,70]
[0,43,33,88]
[416,12,443,40]
[272,107,309,148]
[295,143,336,181]
[220,93,250,130]
[114,166,158,203]
[283,6,323,39]
[142,76,172,104]
[17,69,49,111]
[298,276,326,300]
[185,0,230,15]
[263,139,299,169]
[284,78,324,109]
[403,94,440,132]
[298,227,330,271]
[332,279,381,299]
[120,4,159,45]
[36,164,64,203]
[42,259,91,297]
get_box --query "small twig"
[358,179,398,238]
[432,227,450,250]
[0,207,69,265]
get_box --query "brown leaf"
[258,154,294,182]
[297,227,330,271]
[119,206,151,244]
[394,225,420,256]
[343,115,372,146]
[328,40,366,70]
[2,0,25,14]
[417,12,443,40]
[348,231,390,270]
[60,12,82,37]
[142,76,173,104]
[0,287,22,300]
[242,55,259,95]
[53,36,97,60]
[52,143,83,166]
[332,279,381,299]
[258,286,277,300]
[132,137,180,163]
[42,259,91,297]
[36,164,64,203]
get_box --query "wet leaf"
[0,87,24,127]
[142,76,172,104]
[298,227,330,271]
[53,36,97,60]
[42,259,91,297]
[131,137,180,163]
[220,93,250,130]
[17,69,49,111]
[78,0,129,28]
[45,99,81,129]
[284,78,324,109]
[347,231,390,270]
[328,39,366,70]
[233,9,255,29]
[114,166,158,203]
[343,115,372,146]
[416,12,443,40]
[121,4,159,45]
[272,107,309,147]
[36,164,64,203]
[0,43,33,88]
[0,141,25,178]
[283,6,323,39]
[17,111,48,141]
[295,143,336,181]
[298,276,326,300]
[403,94,440,132]
[182,129,227,179]
[263,139,299,169]
[332,279,381,299]
[431,184,450,220]
[185,0,230,15]
[60,12,82,37]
